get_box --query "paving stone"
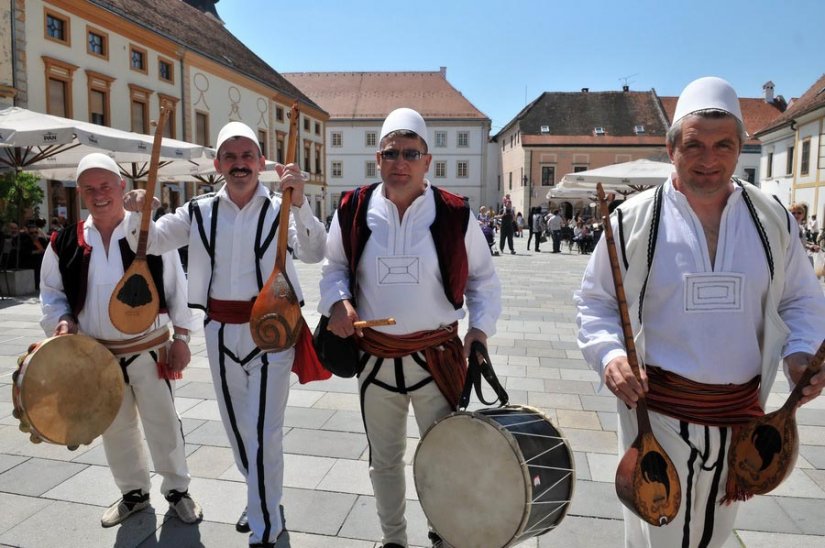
[185,445,237,479]
[0,457,87,496]
[283,531,375,547]
[566,479,623,520]
[314,392,362,412]
[316,458,373,496]
[284,406,336,429]
[556,409,602,430]
[183,420,232,448]
[174,381,217,400]
[536,515,623,547]
[42,463,120,506]
[137,518,237,548]
[0,492,51,536]
[338,494,431,546]
[0,452,27,474]
[287,389,325,408]
[528,392,583,411]
[572,451,590,481]
[281,486,357,536]
[283,453,336,489]
[768,465,825,498]
[186,476,247,525]
[586,452,618,483]
[322,410,367,434]
[179,399,222,421]
[735,530,825,548]
[283,428,367,459]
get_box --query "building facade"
[2,0,329,224]
[756,74,825,218]
[284,69,493,216]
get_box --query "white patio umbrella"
[554,159,674,197]
[0,106,205,179]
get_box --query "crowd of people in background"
[477,198,602,257]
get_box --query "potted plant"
[1,170,44,296]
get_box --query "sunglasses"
[379,149,426,161]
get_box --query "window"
[315,122,321,135]
[435,131,447,148]
[130,45,148,73]
[43,56,77,118]
[365,131,377,147]
[594,127,606,136]
[258,129,268,157]
[303,117,310,131]
[275,106,284,122]
[331,132,343,147]
[304,142,311,172]
[195,111,209,146]
[44,9,70,45]
[786,145,794,175]
[767,152,773,178]
[87,27,107,59]
[366,161,376,178]
[744,168,756,183]
[129,84,152,133]
[435,161,446,178]
[541,166,555,186]
[315,146,322,174]
[457,161,468,178]
[332,161,343,178]
[158,59,174,84]
[573,165,587,173]
[158,94,178,138]
[86,70,114,126]
[540,125,550,134]
[457,132,469,147]
[276,133,285,163]
[801,139,811,176]
[634,125,646,135]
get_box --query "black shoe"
[236,507,250,533]
[382,544,405,548]
[429,531,444,547]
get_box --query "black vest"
[51,221,167,316]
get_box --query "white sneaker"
[166,490,203,524]
[100,489,150,528]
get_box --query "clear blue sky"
[219,0,825,133]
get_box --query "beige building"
[756,74,825,217]
[284,68,493,215]
[3,0,329,224]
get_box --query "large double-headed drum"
[414,405,575,547]
[12,334,123,448]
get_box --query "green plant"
[0,170,44,225]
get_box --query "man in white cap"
[575,77,825,546]
[123,120,326,547]
[39,152,202,528]
[319,107,501,547]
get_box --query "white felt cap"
[215,121,260,154]
[673,76,743,125]
[379,108,428,148]
[75,152,121,181]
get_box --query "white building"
[284,69,493,216]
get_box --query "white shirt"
[128,183,326,303]
[320,182,501,337]
[575,178,825,384]
[40,213,197,339]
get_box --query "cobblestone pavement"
[1,235,824,547]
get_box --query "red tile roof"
[282,71,489,121]
[659,96,785,144]
[755,73,825,137]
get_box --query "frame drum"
[414,405,574,547]
[12,334,123,447]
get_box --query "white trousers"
[102,350,190,496]
[204,320,292,545]
[617,405,741,548]
[359,353,453,547]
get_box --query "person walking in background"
[497,204,516,254]
[320,108,501,548]
[530,207,545,252]
[575,76,825,548]
[546,209,563,253]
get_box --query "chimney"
[440,66,447,78]
[581,87,589,93]
[622,85,630,92]
[763,81,775,103]
[182,0,224,23]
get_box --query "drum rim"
[415,403,576,546]
[17,334,122,446]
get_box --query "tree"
[1,170,45,270]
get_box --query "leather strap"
[458,341,509,410]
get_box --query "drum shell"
[414,404,575,548]
[14,334,123,446]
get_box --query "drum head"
[19,334,123,446]
[414,413,528,547]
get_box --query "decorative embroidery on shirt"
[376,256,420,285]
[683,273,744,312]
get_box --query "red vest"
[337,183,469,309]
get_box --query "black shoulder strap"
[458,341,509,410]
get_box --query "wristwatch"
[172,333,190,344]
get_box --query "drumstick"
[353,318,396,328]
